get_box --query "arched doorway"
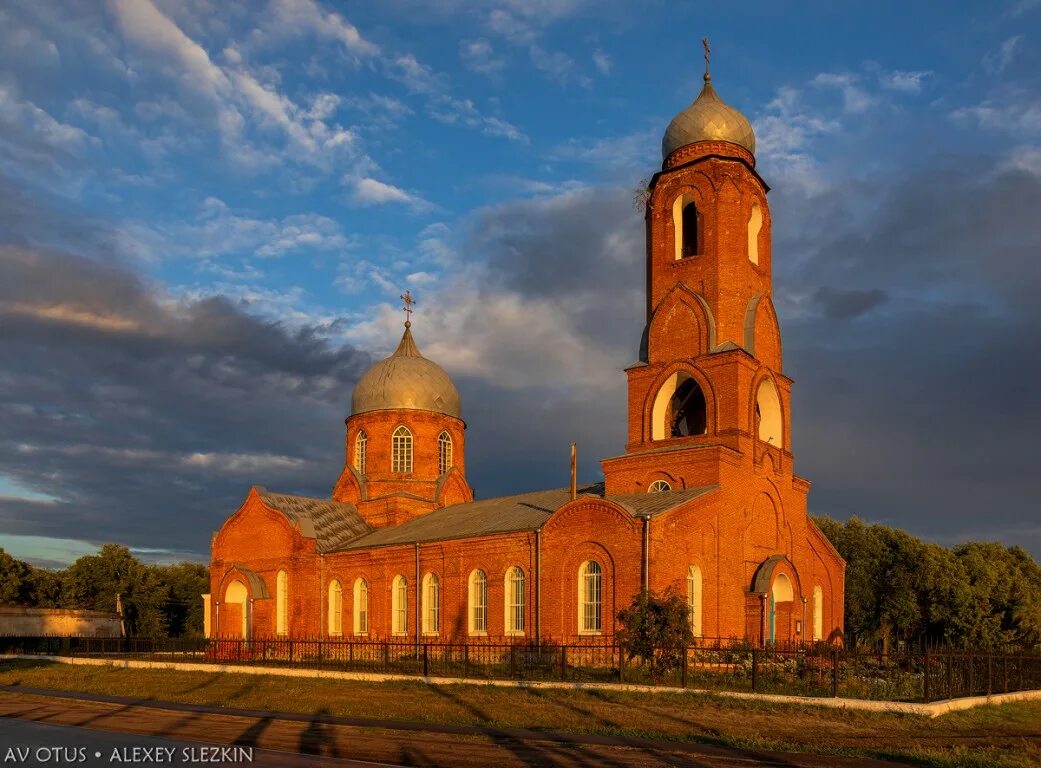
[223,579,248,639]
[769,572,793,643]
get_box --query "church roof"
[257,488,372,553]
[662,76,756,160]
[350,325,462,419]
[338,483,717,551]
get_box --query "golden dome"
[351,326,461,419]
[662,76,756,160]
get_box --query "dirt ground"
[0,659,1037,767]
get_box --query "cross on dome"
[400,290,416,328]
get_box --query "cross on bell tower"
[400,290,416,329]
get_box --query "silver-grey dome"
[351,326,461,419]
[662,77,756,160]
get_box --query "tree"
[62,544,168,638]
[616,589,694,681]
[152,562,209,637]
[0,548,31,604]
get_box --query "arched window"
[328,580,343,636]
[422,573,439,635]
[505,567,525,635]
[353,578,368,635]
[755,377,782,447]
[392,425,413,473]
[651,372,707,440]
[648,479,671,493]
[468,569,488,635]
[687,565,703,637]
[578,561,602,634]
[275,570,288,636]
[813,585,823,641]
[354,430,367,474]
[747,201,762,265]
[672,193,702,260]
[392,575,408,636]
[438,431,453,475]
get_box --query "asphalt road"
[0,687,906,767]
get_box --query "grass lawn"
[0,659,1038,768]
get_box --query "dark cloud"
[0,242,371,560]
[813,287,888,321]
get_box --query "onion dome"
[351,324,461,419]
[662,73,756,160]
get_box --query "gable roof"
[339,483,717,551]
[256,488,372,553]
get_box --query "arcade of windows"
[275,560,705,639]
[354,428,454,475]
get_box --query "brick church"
[207,62,846,646]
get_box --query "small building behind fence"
[0,604,122,637]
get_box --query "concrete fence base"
[4,653,1040,718]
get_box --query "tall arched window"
[755,377,782,447]
[422,573,439,635]
[354,430,367,474]
[813,585,824,641]
[468,569,488,635]
[328,580,343,636]
[353,578,368,635]
[392,575,408,635]
[392,425,413,473]
[578,561,602,634]
[275,570,288,636]
[652,372,707,440]
[747,201,762,265]
[672,193,702,260]
[687,565,703,637]
[438,431,453,475]
[505,567,525,635]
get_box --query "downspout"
[641,515,651,592]
[535,528,542,649]
[414,543,420,656]
[214,601,220,638]
[319,553,325,639]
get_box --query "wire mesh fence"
[2,635,1038,703]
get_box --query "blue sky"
[2,0,1040,566]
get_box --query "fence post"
[987,655,993,695]
[831,647,839,698]
[423,644,429,677]
[968,652,975,696]
[560,645,567,681]
[751,648,758,693]
[618,646,624,683]
[383,641,389,672]
[510,644,517,679]
[681,645,688,689]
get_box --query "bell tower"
[602,47,792,494]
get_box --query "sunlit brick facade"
[209,69,845,646]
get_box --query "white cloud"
[951,98,1041,136]
[880,69,932,93]
[592,49,611,75]
[984,36,1023,74]
[460,38,505,77]
[349,177,426,207]
[812,72,875,114]
[262,0,379,58]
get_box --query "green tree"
[152,562,209,637]
[0,548,32,604]
[62,544,168,638]
[616,589,694,681]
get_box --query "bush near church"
[617,589,695,681]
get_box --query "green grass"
[0,659,1037,768]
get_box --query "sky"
[1,0,1040,568]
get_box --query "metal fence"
[2,635,1038,703]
